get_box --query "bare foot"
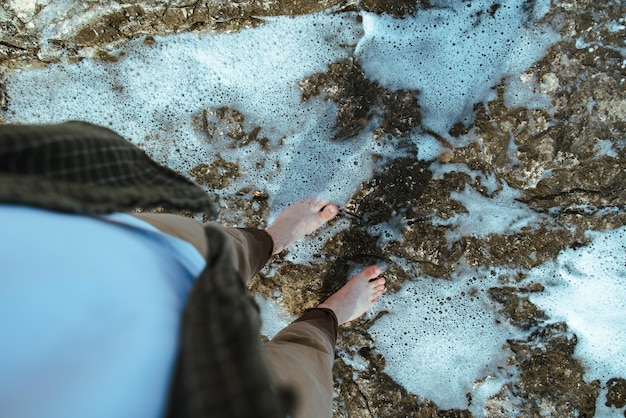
[318,265,386,325]
[266,198,338,255]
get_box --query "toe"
[361,265,382,280]
[373,282,386,291]
[320,204,338,221]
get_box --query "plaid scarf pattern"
[0,121,216,216]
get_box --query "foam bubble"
[441,182,544,241]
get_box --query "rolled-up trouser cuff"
[218,226,273,283]
[293,307,338,350]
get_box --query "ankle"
[318,302,346,325]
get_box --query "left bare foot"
[318,265,386,325]
[266,199,338,255]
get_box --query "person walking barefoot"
[137,197,386,418]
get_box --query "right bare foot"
[318,265,386,325]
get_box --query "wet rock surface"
[503,323,601,417]
[0,0,344,65]
[299,59,422,140]
[606,378,626,410]
[1,0,625,416]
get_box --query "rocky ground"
[1,0,625,417]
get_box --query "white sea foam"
[528,227,626,417]
[413,132,447,161]
[434,180,545,243]
[255,294,295,339]
[368,263,522,411]
[355,0,558,137]
[594,139,620,158]
[370,229,626,413]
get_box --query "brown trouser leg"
[132,213,338,417]
[262,308,338,418]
